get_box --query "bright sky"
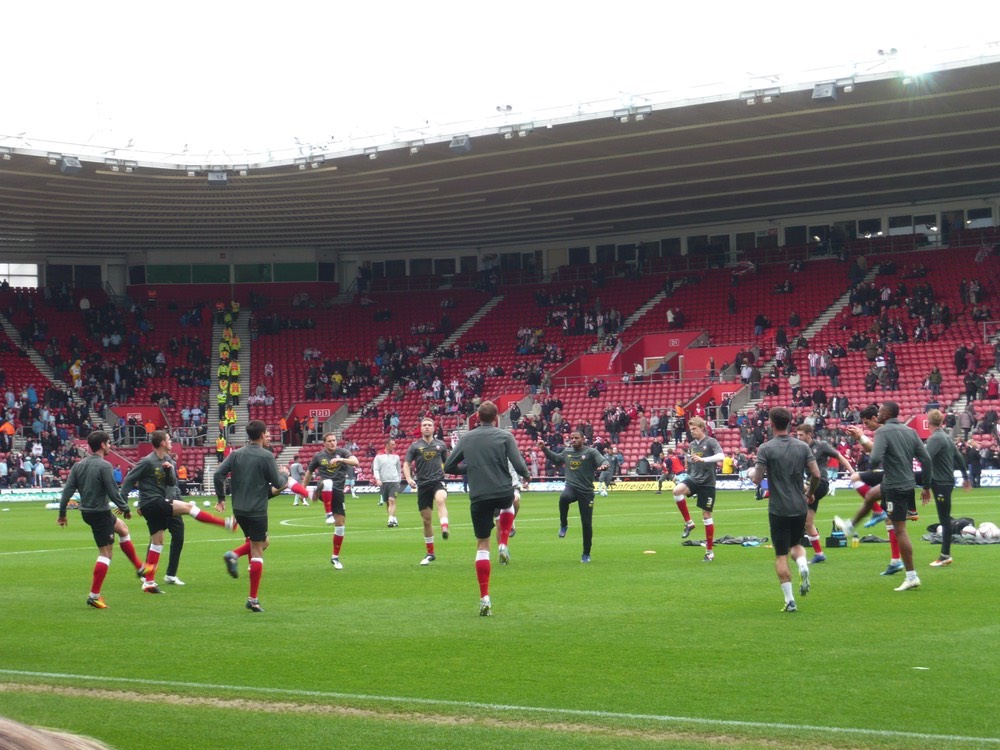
[3,2,997,165]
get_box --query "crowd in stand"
[0,433,81,489]
[4,248,1000,491]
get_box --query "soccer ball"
[978,522,1000,541]
[133,500,139,508]
[203,501,211,507]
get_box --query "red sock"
[888,527,900,559]
[675,498,692,523]
[91,558,109,595]
[145,547,161,582]
[872,501,884,514]
[288,480,309,498]
[497,509,515,545]
[190,507,226,527]
[855,484,871,499]
[425,539,435,556]
[322,491,333,514]
[809,535,823,554]
[118,537,142,569]
[232,539,252,557]
[704,520,714,551]
[249,558,263,599]
[475,558,491,597]
[333,533,344,556]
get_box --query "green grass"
[1,488,998,749]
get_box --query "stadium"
[1,16,999,750]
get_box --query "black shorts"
[769,513,807,557]
[329,489,346,516]
[235,513,268,543]
[470,494,515,539]
[139,497,176,535]
[417,482,445,511]
[380,482,399,503]
[812,477,830,507]
[82,510,116,548]
[857,471,883,487]
[494,489,520,517]
[882,487,915,522]
[679,479,716,512]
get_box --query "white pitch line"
[0,669,996,745]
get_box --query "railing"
[110,425,150,446]
[171,425,202,447]
[320,404,351,439]
[548,366,721,390]
[979,320,1000,345]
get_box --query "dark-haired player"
[215,419,289,612]
[752,407,821,612]
[836,401,931,591]
[537,431,608,563]
[58,430,151,608]
[794,423,854,563]
[122,430,235,594]
[444,401,529,616]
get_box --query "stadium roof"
[2,58,999,258]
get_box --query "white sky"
[2,1,997,164]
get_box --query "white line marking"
[0,669,996,744]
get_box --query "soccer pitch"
[1,489,998,749]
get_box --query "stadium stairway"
[437,294,504,355]
[0,313,109,440]
[586,287,669,354]
[229,314,252,442]
[715,264,882,452]
[337,294,504,443]
[203,312,252,485]
[796,265,882,346]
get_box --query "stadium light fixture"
[447,136,471,155]
[58,156,83,175]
